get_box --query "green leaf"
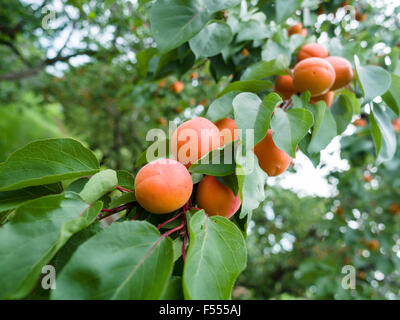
[183,211,246,299]
[150,0,211,53]
[298,134,321,167]
[117,170,135,190]
[189,141,236,176]
[218,80,273,97]
[203,0,241,13]
[236,19,270,42]
[216,174,239,196]
[354,55,392,103]
[109,192,136,209]
[0,138,99,192]
[261,39,289,62]
[270,108,314,157]
[241,55,290,81]
[382,73,400,116]
[205,91,238,122]
[137,48,158,77]
[0,183,62,213]
[135,138,170,168]
[236,150,266,219]
[369,103,397,163]
[0,192,101,299]
[233,92,280,150]
[331,90,358,134]
[79,169,117,204]
[189,21,233,59]
[307,102,337,154]
[276,0,300,22]
[161,276,184,300]
[52,221,174,299]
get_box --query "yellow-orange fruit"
[171,117,221,168]
[288,22,302,36]
[275,75,296,100]
[310,91,334,107]
[389,203,400,216]
[172,81,184,94]
[365,239,380,251]
[355,10,368,22]
[134,159,193,214]
[353,118,367,127]
[392,118,400,132]
[254,129,291,176]
[325,56,353,90]
[293,57,336,96]
[241,48,250,56]
[215,118,239,145]
[158,117,167,126]
[190,72,198,80]
[297,43,329,61]
[196,175,241,218]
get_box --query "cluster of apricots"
[275,35,354,108]
[135,115,292,218]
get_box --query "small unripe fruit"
[297,43,329,61]
[215,118,238,145]
[310,91,334,107]
[172,81,184,94]
[171,117,221,168]
[135,159,193,214]
[254,129,291,176]
[325,56,353,90]
[196,175,241,218]
[275,75,296,100]
[293,57,336,96]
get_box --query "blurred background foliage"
[1,0,399,299]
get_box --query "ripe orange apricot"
[293,57,336,96]
[172,81,184,94]
[353,118,367,127]
[196,175,241,218]
[134,158,193,214]
[310,91,334,107]
[288,23,307,37]
[275,75,297,100]
[365,239,379,251]
[288,22,302,35]
[389,203,400,216]
[215,118,239,145]
[325,56,353,90]
[158,117,167,126]
[355,10,368,22]
[253,129,291,176]
[392,118,400,132]
[297,43,329,61]
[241,48,250,56]
[171,117,221,168]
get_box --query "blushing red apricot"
[215,118,238,145]
[171,117,221,168]
[196,175,241,218]
[310,91,334,107]
[297,43,329,61]
[293,57,336,96]
[325,56,353,90]
[134,158,193,214]
[275,75,296,100]
[254,129,291,176]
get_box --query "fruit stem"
[157,212,183,230]
[161,220,185,238]
[116,185,133,193]
[130,207,143,221]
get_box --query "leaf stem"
[116,185,133,193]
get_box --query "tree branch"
[0,49,96,81]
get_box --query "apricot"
[355,10,368,22]
[134,158,193,214]
[392,118,400,132]
[158,117,167,126]
[254,129,291,176]
[215,118,238,145]
[288,23,307,37]
[389,203,400,216]
[275,75,297,100]
[353,118,367,127]
[293,57,336,96]
[241,48,250,56]
[196,175,241,218]
[171,117,221,167]
[365,239,379,251]
[297,43,329,61]
[190,72,198,80]
[172,81,184,94]
[325,56,353,90]
[310,91,334,107]
[363,173,373,182]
